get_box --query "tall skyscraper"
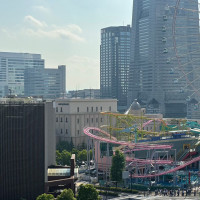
[0,52,44,97]
[24,65,66,99]
[100,25,131,112]
[128,0,200,117]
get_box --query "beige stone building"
[54,98,117,147]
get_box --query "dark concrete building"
[0,100,56,200]
[128,0,200,117]
[100,25,131,112]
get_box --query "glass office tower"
[24,65,66,99]
[100,25,131,112]
[0,52,44,97]
[128,0,200,117]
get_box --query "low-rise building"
[54,98,117,147]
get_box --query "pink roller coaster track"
[133,155,200,178]
[126,158,173,165]
[140,119,167,130]
[84,127,172,151]
[84,127,200,178]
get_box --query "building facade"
[0,100,56,200]
[24,65,66,99]
[100,26,131,113]
[128,0,200,118]
[0,52,44,97]
[55,99,117,147]
[68,89,100,99]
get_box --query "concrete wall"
[45,102,56,181]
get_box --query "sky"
[0,0,132,91]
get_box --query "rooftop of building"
[55,98,117,103]
[101,25,131,31]
[0,96,52,104]
[0,52,42,59]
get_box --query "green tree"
[57,189,76,200]
[77,149,93,162]
[71,148,79,157]
[80,142,86,150]
[56,150,62,165]
[56,150,71,166]
[110,150,125,187]
[70,138,74,151]
[36,193,54,200]
[77,150,87,162]
[77,184,100,200]
[57,141,71,152]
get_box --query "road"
[109,194,200,200]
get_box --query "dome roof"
[131,99,141,110]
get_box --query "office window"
[96,107,98,112]
[91,107,93,112]
[100,106,103,111]
[87,107,89,112]
[60,107,63,112]
[56,117,58,122]
[56,107,58,112]
[91,118,93,123]
[109,106,111,111]
[66,117,68,122]
[101,118,103,122]
[60,117,62,122]
[77,118,79,124]
[61,129,63,134]
[87,118,89,123]
[77,130,80,134]
[66,129,68,134]
[77,107,79,112]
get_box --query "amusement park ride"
[83,0,200,187]
[83,114,200,186]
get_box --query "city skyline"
[0,0,132,90]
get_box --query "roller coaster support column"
[134,128,137,143]
[92,139,95,168]
[87,136,91,176]
[136,163,138,184]
[89,139,91,176]
[96,141,99,181]
[106,142,109,183]
[198,161,200,187]
[87,136,89,169]
[173,149,177,186]
[130,171,133,192]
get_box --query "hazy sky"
[0,0,132,90]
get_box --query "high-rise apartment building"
[0,52,44,97]
[100,26,131,112]
[24,65,66,99]
[128,0,200,118]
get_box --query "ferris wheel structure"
[171,0,200,102]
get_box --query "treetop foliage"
[77,184,100,200]
[36,193,54,200]
[57,189,76,200]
